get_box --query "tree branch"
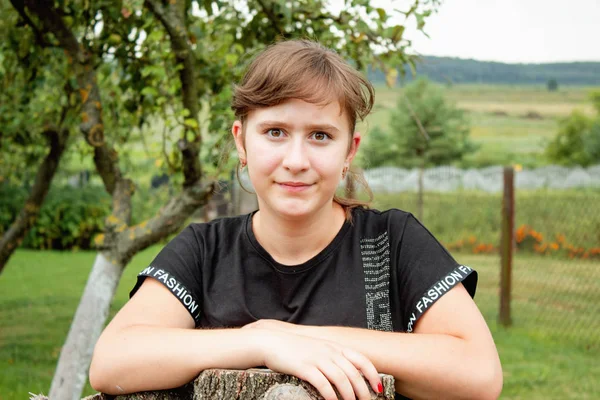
[96,181,215,266]
[9,0,52,48]
[22,0,133,223]
[0,126,69,274]
[255,0,285,33]
[145,0,202,188]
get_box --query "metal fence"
[363,165,600,193]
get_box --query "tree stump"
[30,369,395,400]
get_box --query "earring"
[342,166,348,179]
[240,159,247,170]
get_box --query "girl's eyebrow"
[256,120,340,133]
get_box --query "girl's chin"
[268,200,319,219]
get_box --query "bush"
[0,184,111,250]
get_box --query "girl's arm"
[245,284,503,400]
[89,278,382,400]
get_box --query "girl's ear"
[346,131,362,165]
[231,120,246,163]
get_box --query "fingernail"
[378,382,383,393]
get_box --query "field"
[361,84,598,167]
[1,247,599,400]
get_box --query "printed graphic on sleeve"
[138,266,201,321]
[406,265,474,333]
[361,232,393,332]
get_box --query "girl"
[90,40,502,400]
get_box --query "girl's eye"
[312,132,330,141]
[267,128,283,138]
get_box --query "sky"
[357,0,600,63]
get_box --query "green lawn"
[1,248,598,399]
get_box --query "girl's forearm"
[89,326,264,395]
[299,326,501,400]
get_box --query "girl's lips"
[277,182,312,192]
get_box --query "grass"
[1,248,598,399]
[361,84,599,167]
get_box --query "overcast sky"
[363,0,600,63]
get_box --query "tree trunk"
[49,253,124,400]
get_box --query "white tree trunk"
[49,253,124,400]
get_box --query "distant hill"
[368,56,600,86]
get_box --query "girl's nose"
[281,137,310,173]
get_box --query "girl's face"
[232,98,361,220]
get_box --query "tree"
[0,0,74,268]
[363,78,476,168]
[547,78,559,91]
[545,90,600,166]
[3,1,440,399]
[362,78,475,220]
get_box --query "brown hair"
[232,39,374,219]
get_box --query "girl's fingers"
[318,361,356,400]
[299,367,338,400]
[342,347,383,395]
[333,355,372,400]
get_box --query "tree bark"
[49,253,125,400]
[35,369,395,400]
[145,0,203,188]
[0,127,68,274]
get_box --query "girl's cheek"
[249,143,282,171]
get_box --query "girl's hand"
[243,319,305,335]
[251,329,382,400]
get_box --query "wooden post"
[499,166,515,327]
[417,166,424,222]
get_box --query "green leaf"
[392,25,405,42]
[184,118,198,129]
[140,87,158,97]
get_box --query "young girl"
[90,40,502,400]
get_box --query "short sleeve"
[129,225,203,326]
[395,214,477,333]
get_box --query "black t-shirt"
[130,207,477,397]
[131,207,476,331]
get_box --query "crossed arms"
[89,278,502,400]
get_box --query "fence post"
[499,166,515,327]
